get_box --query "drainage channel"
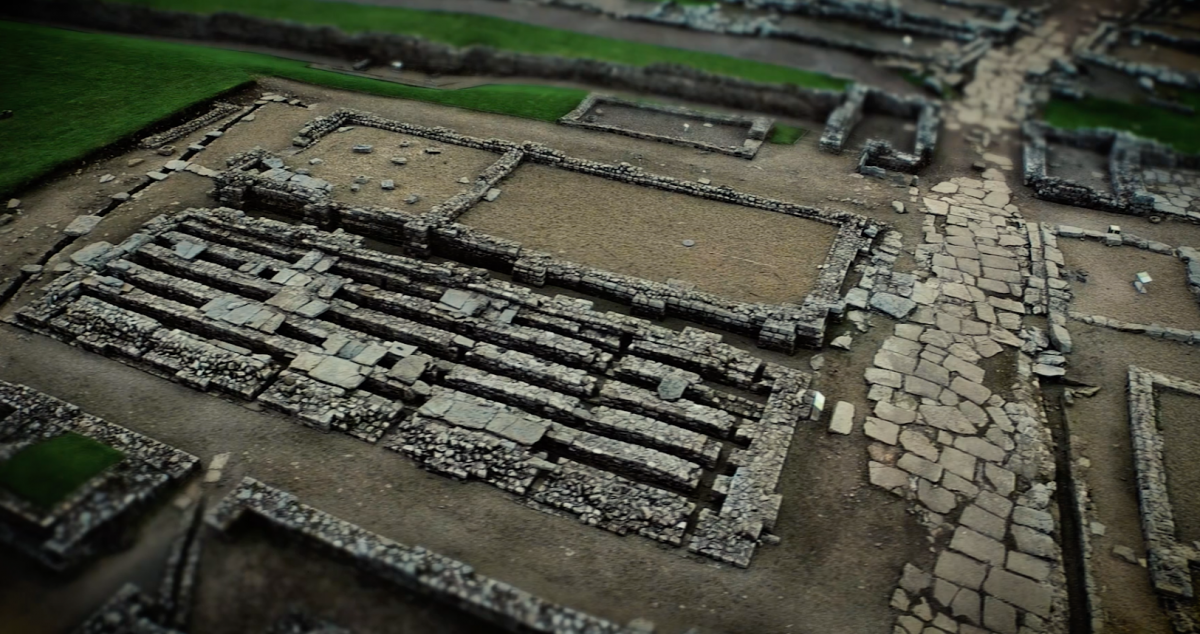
[0,99,279,311]
[1041,381,1095,634]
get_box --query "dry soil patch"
[462,163,840,304]
[1061,238,1200,331]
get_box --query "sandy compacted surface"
[462,163,840,304]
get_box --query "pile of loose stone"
[0,381,199,571]
[855,169,1071,633]
[11,206,816,567]
[207,477,657,634]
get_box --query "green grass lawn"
[116,0,850,90]
[0,20,589,197]
[0,433,124,508]
[769,123,806,144]
[1043,96,1200,155]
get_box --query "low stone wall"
[1126,367,1200,601]
[0,0,843,122]
[1021,122,1158,216]
[558,93,772,158]
[821,86,942,174]
[207,478,651,633]
[1078,22,1200,89]
[245,109,882,351]
[140,101,243,149]
[0,381,200,571]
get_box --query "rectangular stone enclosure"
[213,109,880,352]
[558,93,773,159]
[459,162,840,305]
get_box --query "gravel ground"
[293,126,500,213]
[1061,237,1200,331]
[461,163,840,304]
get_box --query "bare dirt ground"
[460,162,840,304]
[0,77,930,633]
[582,102,753,151]
[846,114,917,153]
[196,519,503,634]
[1047,144,1111,192]
[1155,390,1200,546]
[291,126,499,212]
[1111,41,1200,71]
[1060,237,1200,331]
[0,323,924,634]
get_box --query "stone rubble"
[10,206,817,567]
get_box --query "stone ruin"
[558,93,774,159]
[10,201,825,568]
[0,380,199,571]
[219,109,886,353]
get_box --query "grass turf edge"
[0,432,125,508]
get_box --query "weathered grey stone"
[951,587,981,625]
[920,404,976,434]
[918,479,957,514]
[866,368,904,388]
[951,526,1006,565]
[900,563,932,594]
[899,430,938,461]
[870,292,917,319]
[983,597,1018,634]
[388,354,430,385]
[960,505,1006,541]
[950,377,992,405]
[308,356,367,389]
[1006,551,1052,582]
[63,215,103,237]
[934,551,987,590]
[983,568,1052,617]
[899,453,943,481]
[657,373,690,402]
[1012,524,1057,559]
[1012,507,1055,534]
[939,446,977,480]
[829,401,855,435]
[864,417,899,444]
[870,461,909,489]
[875,401,917,425]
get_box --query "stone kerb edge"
[1125,366,1200,600]
[557,92,774,159]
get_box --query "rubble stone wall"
[207,478,648,634]
[257,109,882,350]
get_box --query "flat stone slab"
[307,356,367,390]
[63,215,102,237]
[870,292,917,319]
[829,401,854,435]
